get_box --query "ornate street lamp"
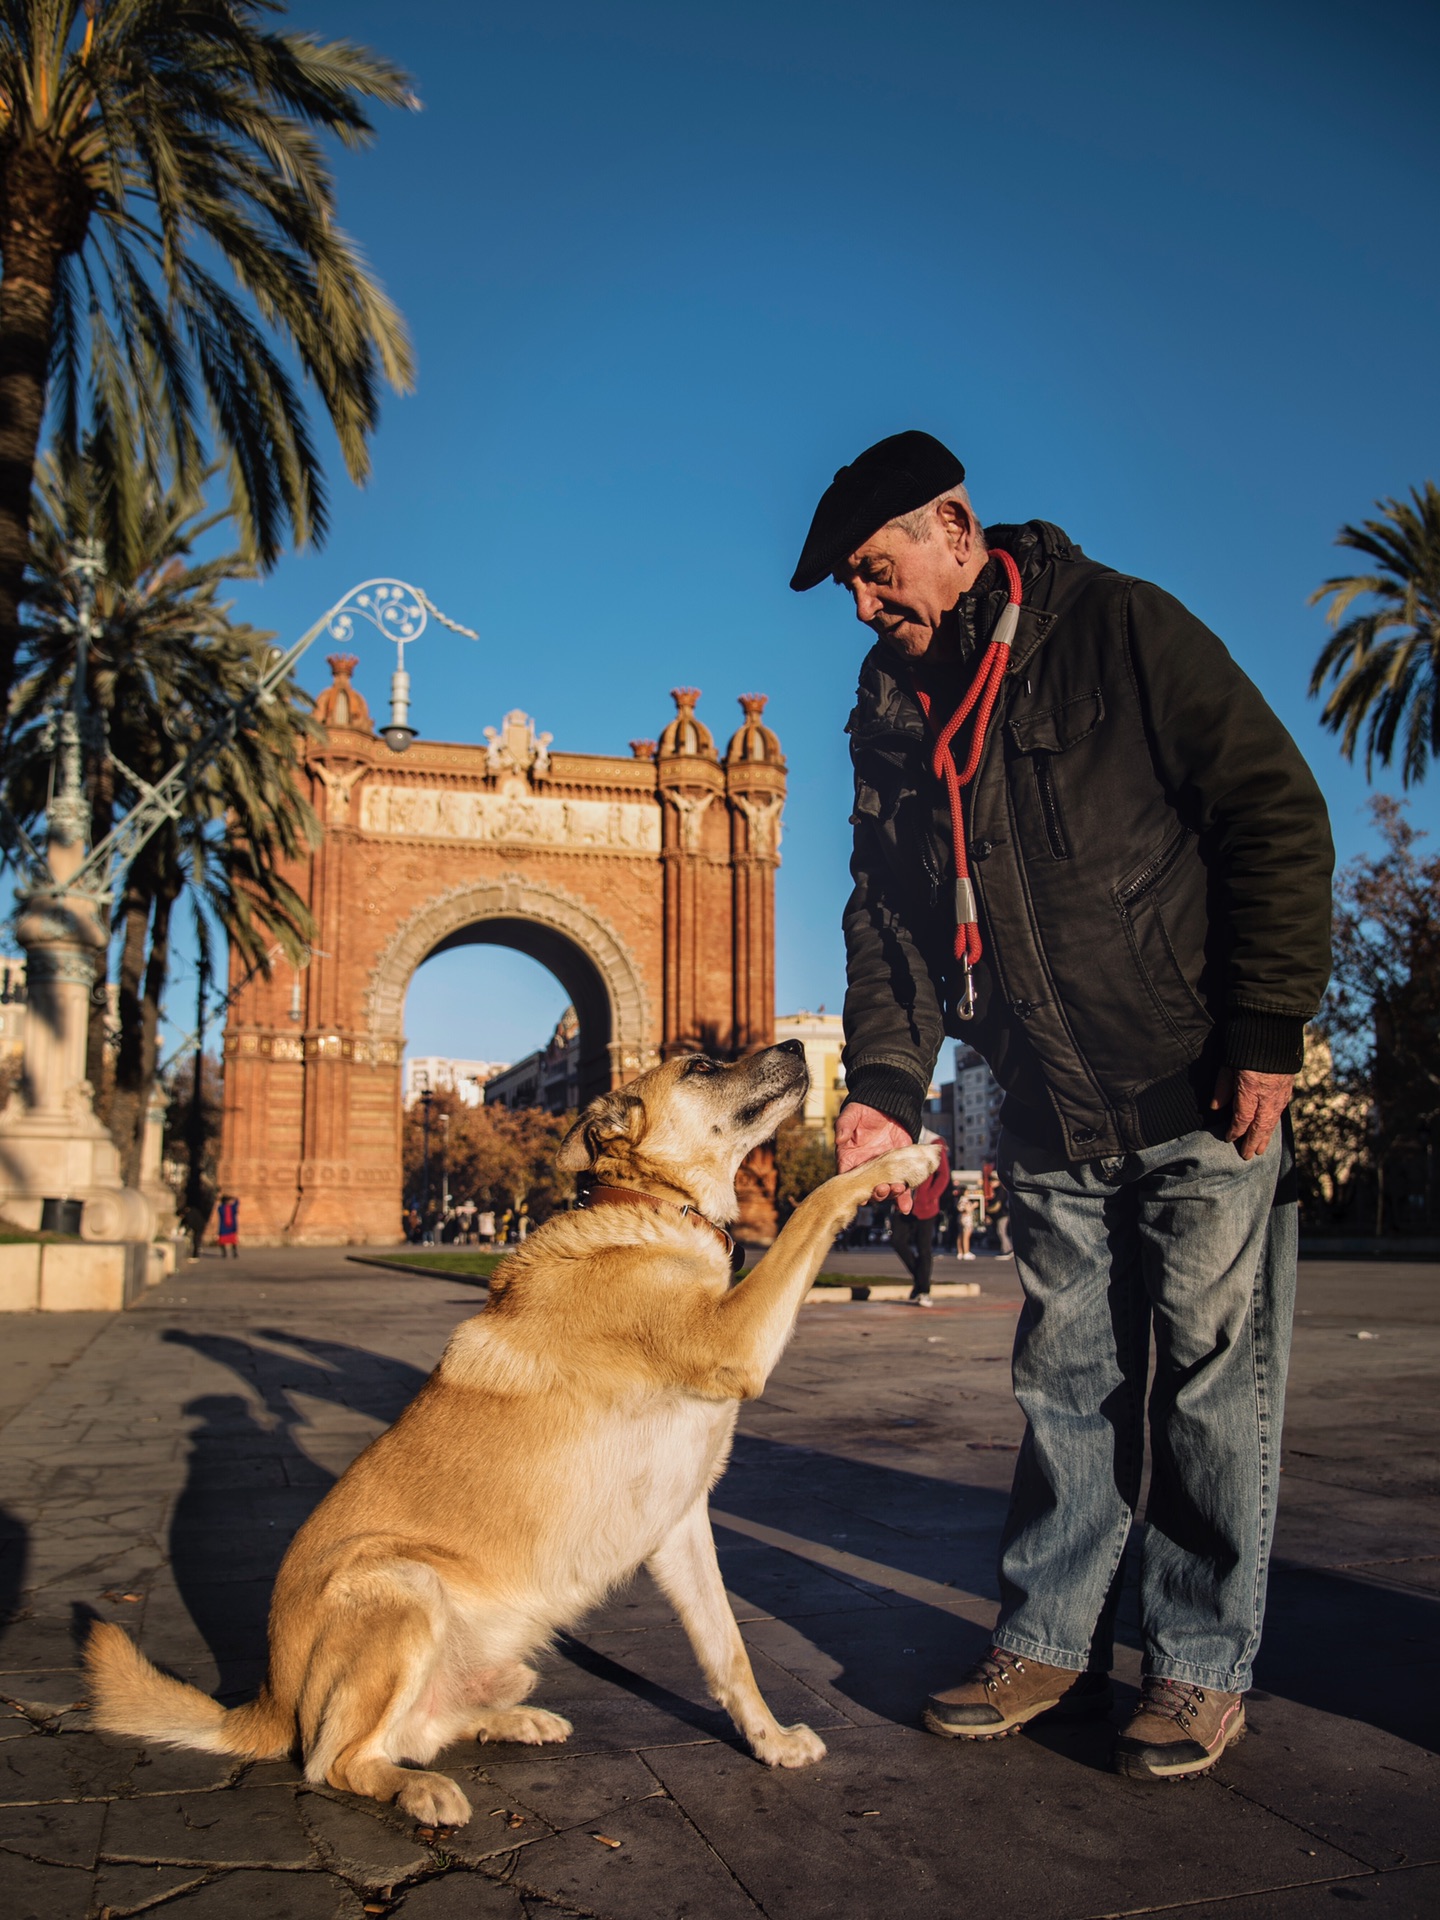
[0,573,476,1242]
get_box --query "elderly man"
[791,432,1333,1781]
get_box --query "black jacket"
[841,521,1335,1159]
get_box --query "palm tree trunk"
[0,152,68,710]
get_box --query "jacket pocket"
[1113,827,1213,1046]
[1033,758,1069,860]
[1007,689,1104,863]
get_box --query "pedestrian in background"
[215,1194,240,1260]
[890,1128,951,1305]
[957,1190,976,1261]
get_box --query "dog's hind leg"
[648,1498,825,1769]
[298,1584,472,1828]
[462,1662,572,1747]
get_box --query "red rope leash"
[911,548,1022,1018]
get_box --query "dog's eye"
[686,1056,718,1076]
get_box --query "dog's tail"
[84,1620,291,1759]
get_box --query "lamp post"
[419,1088,434,1236]
[0,574,477,1244]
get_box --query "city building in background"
[953,1044,1004,1174]
[484,1004,581,1115]
[922,1079,957,1155]
[773,1008,845,1144]
[403,1055,508,1109]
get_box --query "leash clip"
[956,959,977,1022]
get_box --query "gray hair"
[887,484,980,546]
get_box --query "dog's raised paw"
[756,1722,827,1769]
[872,1143,943,1191]
[475,1706,572,1747]
[396,1769,472,1828]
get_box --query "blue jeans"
[992,1119,1295,1692]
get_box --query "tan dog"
[85,1043,939,1826]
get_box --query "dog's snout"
[776,1039,806,1059]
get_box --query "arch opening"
[424,917,613,1105]
[365,873,654,1103]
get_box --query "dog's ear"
[555,1091,645,1172]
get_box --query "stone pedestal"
[0,886,154,1245]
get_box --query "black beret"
[789,430,966,592]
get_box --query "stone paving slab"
[0,1248,1434,1918]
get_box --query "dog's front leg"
[709,1142,939,1396]
[647,1498,824,1768]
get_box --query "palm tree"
[0,0,416,709]
[1309,482,1440,787]
[8,446,320,1179]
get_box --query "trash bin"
[40,1196,84,1235]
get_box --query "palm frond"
[1308,483,1440,786]
[1,0,417,569]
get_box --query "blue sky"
[202,0,1440,1072]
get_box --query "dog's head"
[555,1041,810,1224]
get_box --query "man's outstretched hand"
[1211,1067,1294,1161]
[835,1102,917,1213]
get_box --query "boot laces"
[972,1647,1027,1693]
[1142,1675,1206,1729]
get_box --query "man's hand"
[835,1102,917,1213]
[1210,1067,1294,1161]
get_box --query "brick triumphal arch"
[218,659,786,1243]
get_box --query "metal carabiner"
[956,959,977,1022]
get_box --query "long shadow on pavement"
[162,1330,427,1697]
[0,1504,27,1635]
[715,1433,1440,1756]
[153,1337,1438,1757]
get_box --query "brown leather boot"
[1113,1676,1246,1779]
[924,1647,1113,1740]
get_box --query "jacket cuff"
[1224,1009,1307,1076]
[843,1066,925,1140]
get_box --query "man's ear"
[937,495,976,557]
[555,1091,645,1172]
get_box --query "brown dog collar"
[576,1178,743,1273]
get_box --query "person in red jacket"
[215,1194,240,1259]
[890,1129,950,1306]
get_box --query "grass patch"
[355,1253,896,1291]
[360,1249,508,1280]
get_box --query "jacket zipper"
[1034,758,1070,860]
[920,834,943,904]
[1117,829,1186,906]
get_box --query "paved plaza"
[0,1247,1435,1919]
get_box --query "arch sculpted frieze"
[364,872,655,1075]
[359,783,661,853]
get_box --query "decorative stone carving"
[732,792,785,859]
[314,761,365,826]
[483,709,553,786]
[663,788,716,855]
[359,785,661,852]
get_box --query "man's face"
[833,501,982,660]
